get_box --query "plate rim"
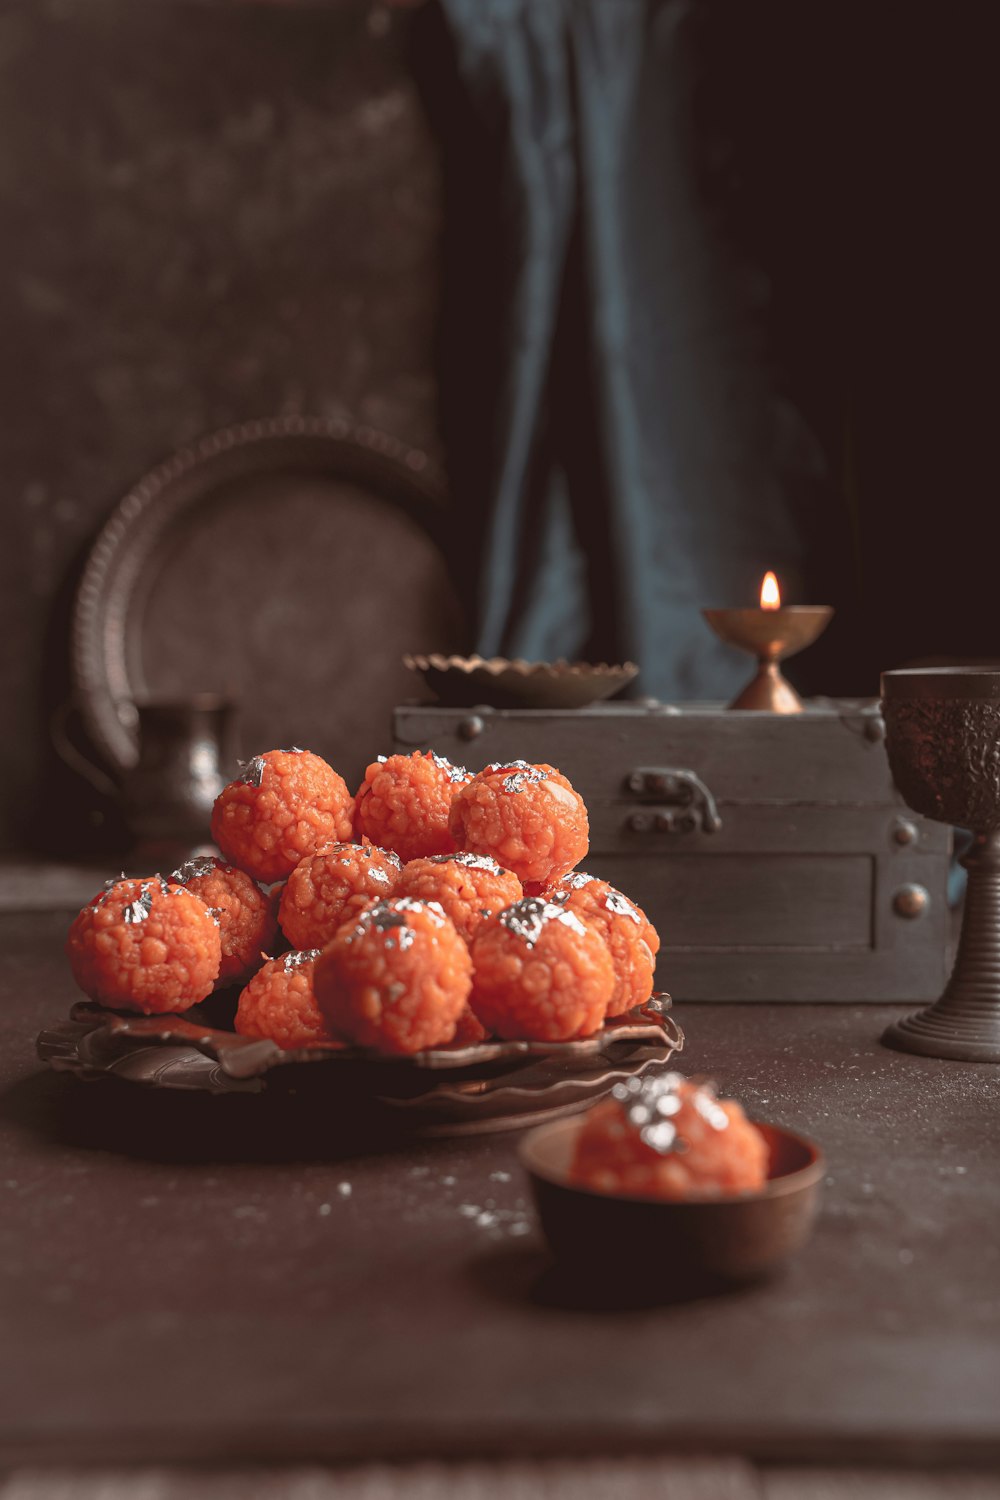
[59,994,678,1081]
[71,414,449,772]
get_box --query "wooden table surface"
[2,908,999,1480]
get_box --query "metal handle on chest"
[625,767,722,836]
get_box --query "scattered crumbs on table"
[489,1170,512,1183]
[139,1196,160,1208]
[233,1205,265,1220]
[337,1182,352,1198]
[458,1198,532,1239]
[440,1175,456,1187]
[408,1165,430,1177]
[318,1203,332,1216]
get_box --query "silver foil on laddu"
[610,1073,728,1155]
[347,897,446,951]
[552,877,641,927]
[425,852,502,873]
[238,756,266,788]
[429,752,469,783]
[171,855,219,884]
[483,759,550,794]
[123,888,154,925]
[484,760,549,795]
[282,949,321,972]
[387,896,446,924]
[498,897,587,948]
[98,872,129,906]
[351,843,403,873]
[238,747,304,787]
[604,889,641,925]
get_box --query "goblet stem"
[729,659,804,714]
[884,828,1000,1061]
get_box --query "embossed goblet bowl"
[882,667,1000,1061]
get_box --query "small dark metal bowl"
[521,1115,823,1289]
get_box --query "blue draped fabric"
[416,0,843,701]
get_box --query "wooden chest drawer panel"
[658,943,945,1002]
[590,853,874,950]
[588,803,948,854]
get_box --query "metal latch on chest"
[624,767,722,836]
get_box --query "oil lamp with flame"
[702,574,833,712]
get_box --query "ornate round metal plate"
[71,416,455,777]
[37,996,683,1135]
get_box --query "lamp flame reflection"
[760,572,781,610]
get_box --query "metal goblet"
[881,667,1000,1061]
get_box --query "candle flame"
[760,571,781,610]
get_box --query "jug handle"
[50,700,119,799]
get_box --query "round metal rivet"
[458,715,484,741]
[892,817,919,846]
[893,883,929,918]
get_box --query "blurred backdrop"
[0,0,990,852]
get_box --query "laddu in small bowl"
[521,1111,823,1293]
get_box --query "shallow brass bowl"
[403,654,639,710]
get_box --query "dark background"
[0,0,990,850]
[1,0,442,850]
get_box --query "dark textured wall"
[1,0,989,852]
[0,0,441,849]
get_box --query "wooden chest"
[393,702,951,1002]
